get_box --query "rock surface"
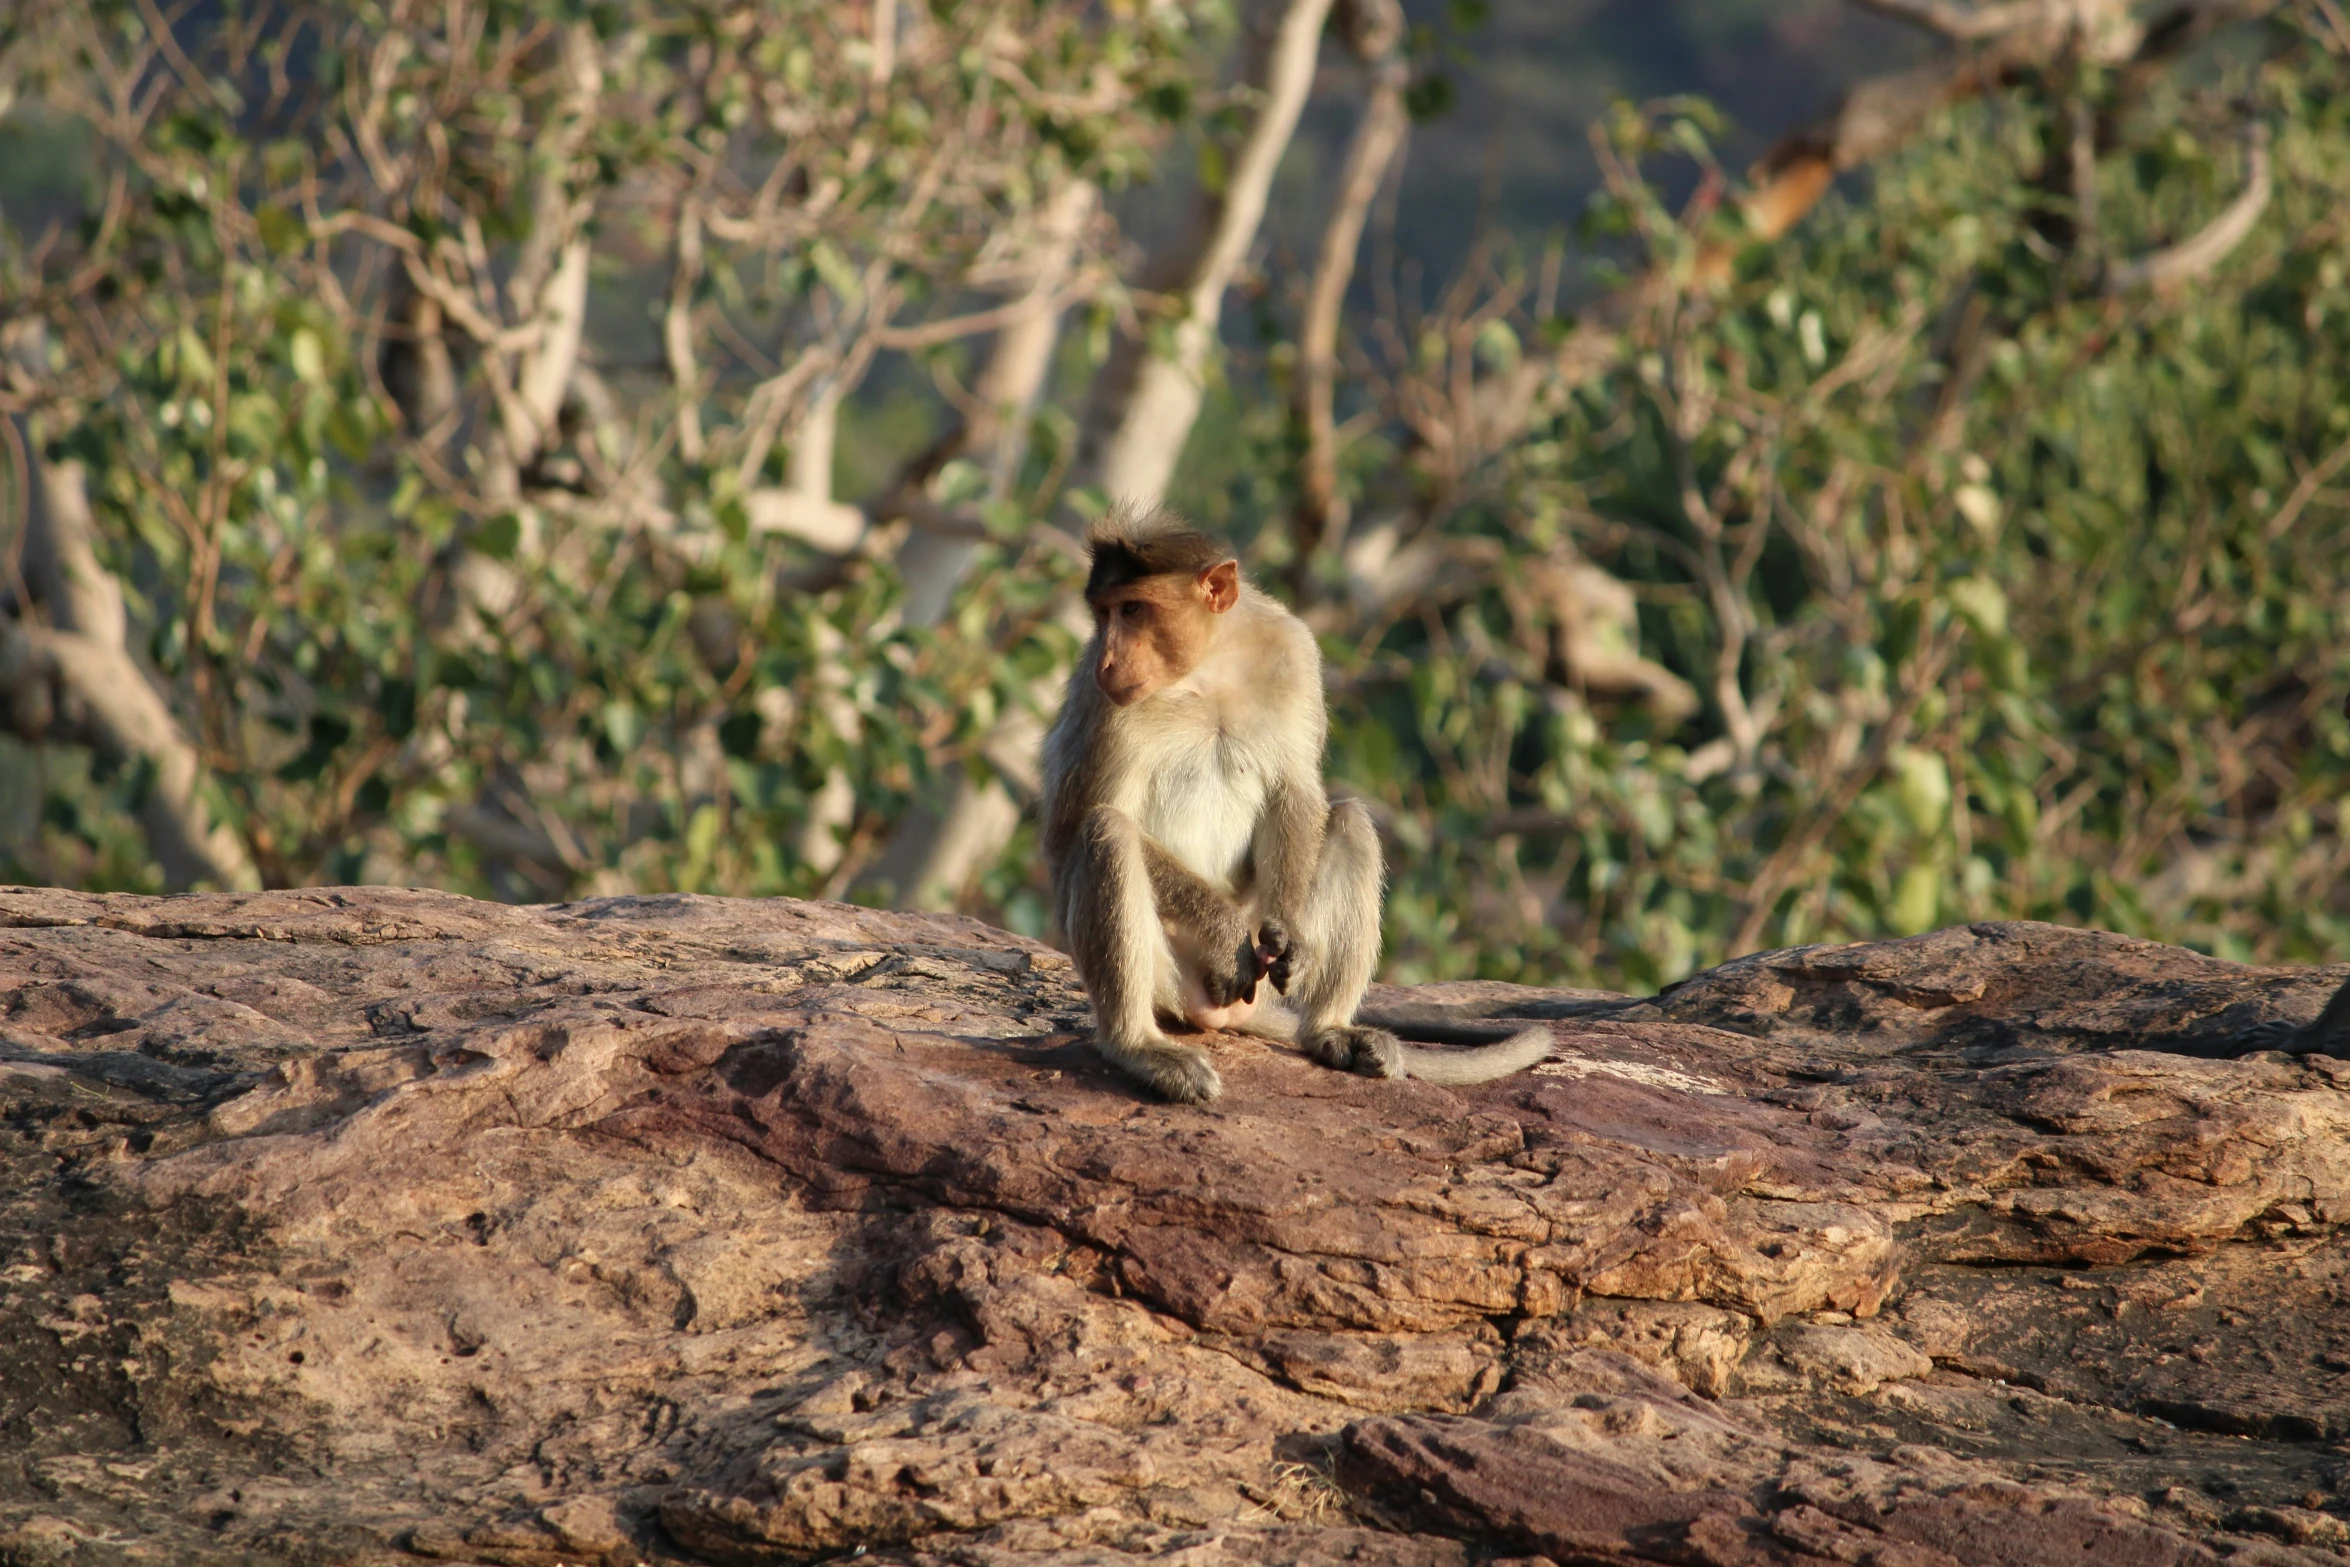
[4,890,2350,1565]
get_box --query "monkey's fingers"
[1255,919,1297,995]
[1210,932,1265,1006]
[1239,933,1267,1004]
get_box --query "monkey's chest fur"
[1123,702,1278,898]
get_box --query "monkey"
[1038,503,1555,1104]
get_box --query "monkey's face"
[1089,560,1240,706]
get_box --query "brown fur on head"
[1084,505,1241,707]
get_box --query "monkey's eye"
[1119,602,1146,621]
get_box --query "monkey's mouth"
[1098,677,1152,706]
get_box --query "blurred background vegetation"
[1,0,2345,991]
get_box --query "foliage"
[5,0,2349,994]
[0,0,1163,897]
[1279,31,2350,984]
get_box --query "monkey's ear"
[1199,559,1240,614]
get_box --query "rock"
[1510,1299,1751,1397]
[1335,1357,2266,1567]
[6,892,2350,1564]
[1778,1322,1935,1394]
[540,1493,634,1556]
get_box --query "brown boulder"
[3,891,2349,1565]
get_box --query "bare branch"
[870,0,898,86]
[743,487,868,553]
[2104,121,2271,293]
[1847,0,2054,38]
[0,438,259,891]
[2310,0,2350,53]
[1291,0,1409,594]
[510,240,591,459]
[666,194,708,465]
[732,346,836,495]
[2264,425,2350,540]
[873,273,1103,351]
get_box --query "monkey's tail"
[1359,1009,1557,1086]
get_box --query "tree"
[0,0,1189,894]
[5,0,2346,996]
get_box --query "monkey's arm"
[1247,777,1327,993]
[1135,835,1266,1008]
[1135,836,1240,927]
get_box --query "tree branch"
[1290,0,1409,596]
[1848,0,2060,38]
[0,433,260,891]
[665,193,708,465]
[2104,120,2271,292]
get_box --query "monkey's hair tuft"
[1083,503,1235,599]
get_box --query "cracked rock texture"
[5,890,2350,1566]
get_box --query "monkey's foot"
[2237,1018,2306,1054]
[1102,1038,1223,1103]
[1302,1025,1404,1079]
[2233,1016,2350,1057]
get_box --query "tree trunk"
[1,430,262,891]
[1290,0,1408,596]
[1068,0,1336,509]
[894,179,1099,628]
[786,384,865,883]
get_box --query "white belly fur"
[1135,729,1264,898]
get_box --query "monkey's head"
[1082,507,1241,707]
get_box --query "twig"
[873,274,1103,350]
[2265,428,2350,540]
[2104,121,2270,293]
[1847,0,2052,37]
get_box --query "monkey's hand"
[1201,921,1268,1009]
[1255,918,1298,996]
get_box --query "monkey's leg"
[1277,803,1554,1086]
[1288,801,1407,1079]
[1067,806,1223,1104]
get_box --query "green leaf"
[808,240,859,303]
[256,204,307,255]
[1945,576,2008,639]
[325,400,375,462]
[276,712,352,784]
[1195,139,1227,196]
[289,328,326,385]
[1890,863,1941,936]
[1890,748,1952,835]
[715,495,749,544]
[718,709,762,759]
[1404,72,1454,121]
[603,701,643,755]
[475,512,523,562]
